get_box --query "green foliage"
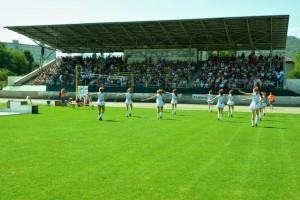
[0,41,5,48]
[0,68,15,81]
[23,50,35,72]
[32,61,40,71]
[0,45,29,75]
[287,51,300,79]
[286,36,300,60]
[0,105,299,199]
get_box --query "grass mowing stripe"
[0,105,300,199]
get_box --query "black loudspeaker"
[32,105,39,114]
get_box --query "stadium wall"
[1,89,300,107]
[286,79,300,94]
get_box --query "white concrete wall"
[1,91,300,107]
[286,79,300,94]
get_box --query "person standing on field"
[211,89,225,121]
[116,87,134,117]
[164,89,179,115]
[90,86,107,121]
[142,89,166,119]
[239,87,261,127]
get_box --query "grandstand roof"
[5,15,289,53]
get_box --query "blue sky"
[1,0,300,45]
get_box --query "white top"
[171,93,177,101]
[252,93,260,104]
[207,94,213,101]
[125,92,132,101]
[228,95,234,101]
[156,94,163,104]
[97,92,105,101]
[217,95,225,104]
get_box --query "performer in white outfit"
[164,89,179,115]
[116,87,134,117]
[142,89,166,119]
[227,89,235,117]
[260,92,267,117]
[239,87,261,127]
[211,89,225,121]
[90,86,107,120]
[207,90,214,113]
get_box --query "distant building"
[4,40,56,65]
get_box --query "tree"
[12,51,28,75]
[0,45,13,70]
[288,51,300,79]
[0,68,15,81]
[23,50,35,73]
[0,47,28,74]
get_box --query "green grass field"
[1,104,300,200]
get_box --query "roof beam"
[158,22,174,45]
[246,19,254,49]
[32,27,71,48]
[82,25,108,48]
[223,19,233,44]
[119,24,138,46]
[200,20,212,45]
[99,24,121,46]
[138,23,155,45]
[179,22,189,37]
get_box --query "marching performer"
[239,87,261,127]
[142,89,166,119]
[116,87,134,117]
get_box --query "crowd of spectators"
[35,56,194,88]
[191,52,284,89]
[35,52,284,90]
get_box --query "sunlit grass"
[1,104,299,199]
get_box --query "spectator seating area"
[34,52,285,90]
[191,52,284,89]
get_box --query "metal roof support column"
[188,42,192,82]
[270,17,273,70]
[198,50,202,62]
[100,49,104,58]
[39,47,44,68]
[283,56,287,89]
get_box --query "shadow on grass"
[222,121,246,123]
[104,119,119,122]
[229,116,245,119]
[261,126,287,129]
[132,116,147,118]
[260,119,284,122]
[161,118,177,121]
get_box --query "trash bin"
[7,100,10,108]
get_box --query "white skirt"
[207,100,213,104]
[97,100,105,106]
[249,102,259,110]
[227,100,234,106]
[125,99,133,105]
[171,99,177,104]
[157,102,164,107]
[217,102,225,109]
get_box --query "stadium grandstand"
[2,14,299,101]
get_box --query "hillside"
[286,36,300,60]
